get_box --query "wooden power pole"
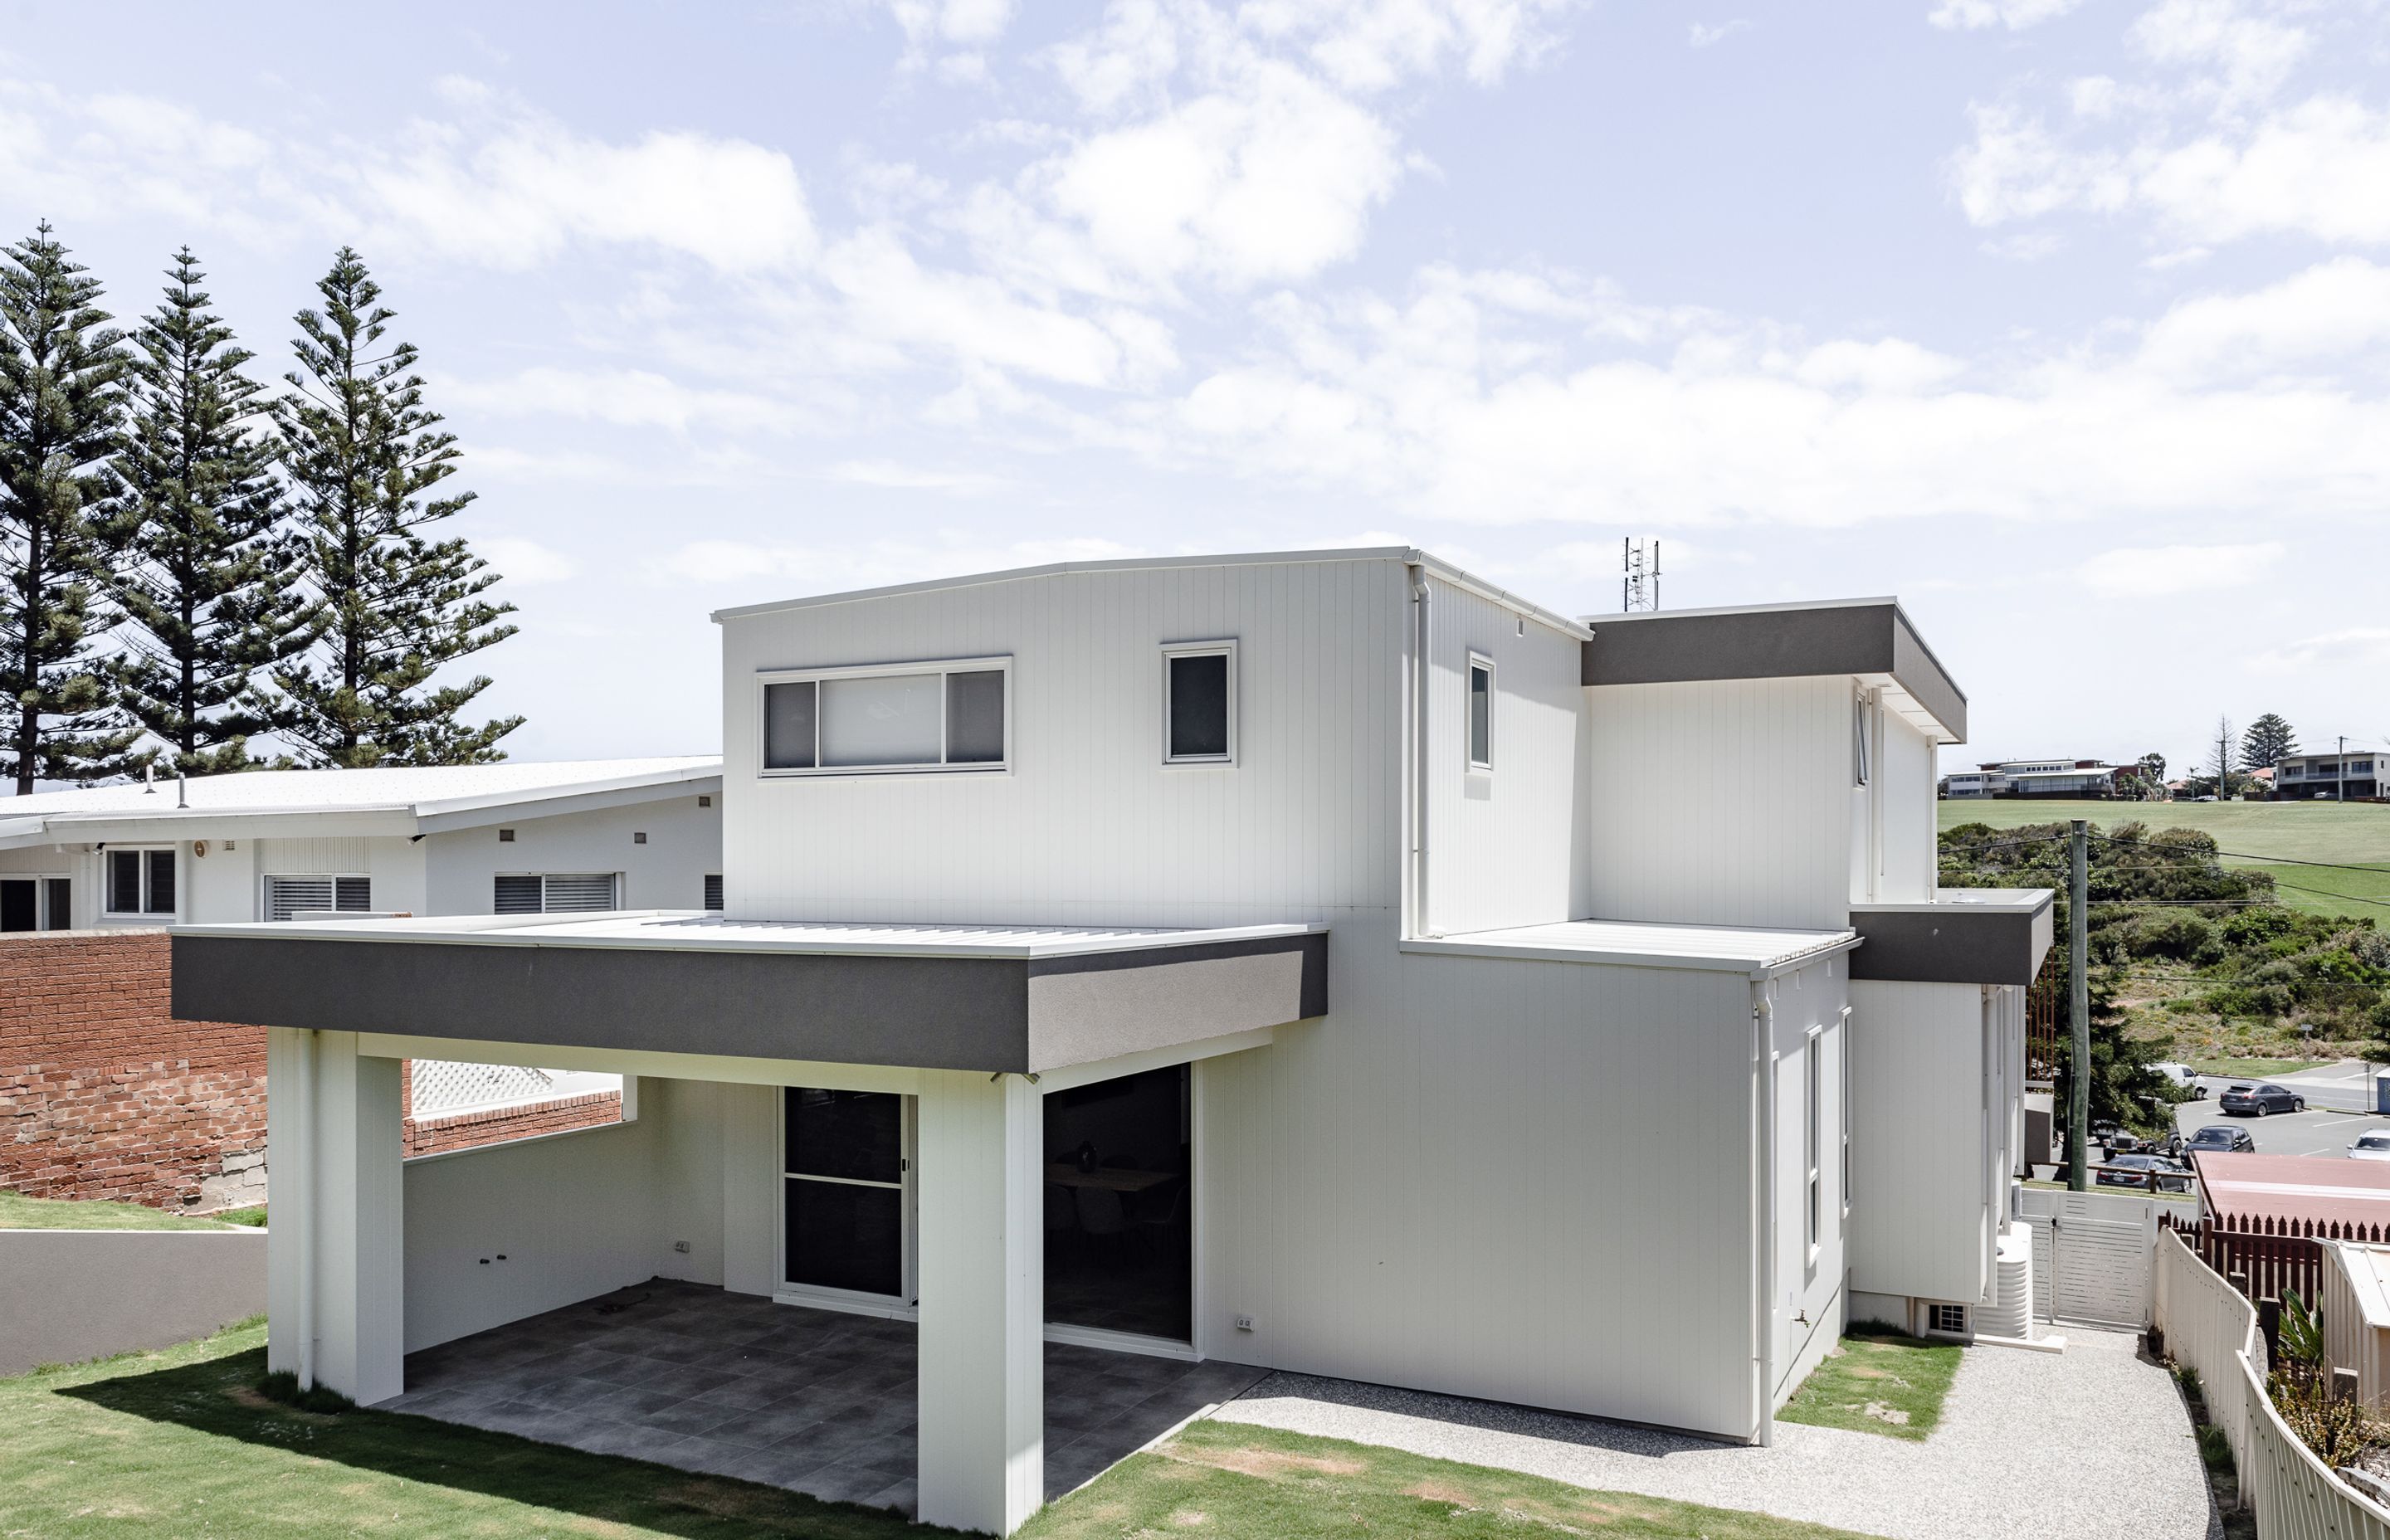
[2067,819,2090,1192]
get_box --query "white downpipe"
[1753,983,1778,1446]
[1408,563,1433,940]
[295,1029,317,1391]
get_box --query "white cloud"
[477,537,583,586]
[828,459,1011,495]
[442,366,812,434]
[1789,339,1965,392]
[2137,257,2390,378]
[659,533,1146,595]
[2128,0,2309,109]
[2251,626,2390,673]
[1689,19,1753,47]
[1929,0,2083,31]
[0,80,816,274]
[2075,541,2284,596]
[1039,60,1402,290]
[887,0,1016,46]
[1240,0,1578,91]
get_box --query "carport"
[173,911,1327,1535]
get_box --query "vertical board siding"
[719,558,1404,930]
[1195,914,1767,1439]
[423,797,720,915]
[1422,574,1592,936]
[1876,714,1937,904]
[1585,677,1856,931]
[1847,979,1994,1304]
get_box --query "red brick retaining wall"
[0,929,267,1208]
[401,1089,626,1157]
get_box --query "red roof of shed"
[2194,1152,2390,1234]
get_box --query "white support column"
[916,1070,1044,1536]
[266,1028,404,1405]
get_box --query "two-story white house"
[174,550,2049,1536]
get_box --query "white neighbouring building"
[175,551,2050,1536]
[2,758,723,1146]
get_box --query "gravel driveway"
[1209,1327,2218,1540]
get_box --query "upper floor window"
[496,872,620,914]
[1852,694,1871,787]
[106,848,175,917]
[759,659,1009,776]
[1467,655,1494,771]
[1163,641,1236,765]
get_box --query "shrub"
[2224,907,2300,947]
[2119,910,2217,962]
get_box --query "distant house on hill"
[1939,758,2132,800]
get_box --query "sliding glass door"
[782,1088,912,1302]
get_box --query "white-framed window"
[758,657,1011,776]
[0,875,71,932]
[1852,692,1871,787]
[263,875,372,922]
[104,847,176,918]
[1929,1303,1968,1335]
[1840,1006,1853,1221]
[495,873,620,914]
[1162,640,1236,765]
[1466,653,1495,771]
[1806,1023,1823,1260]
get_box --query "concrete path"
[1210,1327,2217,1540]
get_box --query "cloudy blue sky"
[7,0,2387,774]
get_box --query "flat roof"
[175,911,1325,960]
[1399,918,1860,977]
[173,913,1329,1076]
[709,546,1595,642]
[2333,1244,2390,1330]
[0,758,720,849]
[2194,1152,2390,1231]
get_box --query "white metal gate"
[2018,1187,2163,1328]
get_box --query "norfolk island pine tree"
[0,222,139,794]
[271,247,520,767]
[114,247,310,775]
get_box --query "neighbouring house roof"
[2331,1244,2390,1330]
[1398,917,1859,977]
[709,546,1596,643]
[171,912,1329,1075]
[2193,1152,2390,1234]
[1576,596,1968,746]
[0,758,721,850]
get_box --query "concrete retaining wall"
[0,1227,266,1377]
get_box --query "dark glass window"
[704,874,724,911]
[783,1180,902,1295]
[1468,662,1493,768]
[945,670,1007,763]
[786,1089,903,1183]
[0,880,32,933]
[1168,652,1231,761]
[494,874,543,914]
[108,850,143,914]
[145,850,176,913]
[763,680,817,769]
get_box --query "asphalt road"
[2167,1095,2382,1159]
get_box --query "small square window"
[1163,643,1236,764]
[498,828,516,843]
[633,831,648,845]
[1467,655,1494,771]
[105,849,176,916]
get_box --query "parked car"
[2353,1134,2390,1162]
[2220,1083,2306,1116]
[2098,1153,2193,1193]
[2184,1124,2257,1154]
[2091,1118,2144,1155]
[2149,1062,2207,1098]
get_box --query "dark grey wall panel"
[1026,932,1328,1072]
[1582,602,1968,741]
[1846,905,2052,986]
[172,928,1331,1075]
[174,935,1032,1070]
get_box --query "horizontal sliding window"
[495,872,619,914]
[759,660,1010,775]
[264,875,372,922]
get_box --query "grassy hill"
[1936,798,2390,922]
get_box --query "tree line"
[1,224,520,796]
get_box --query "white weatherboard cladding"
[424,794,719,916]
[1769,960,1850,1405]
[1193,913,1769,1439]
[1420,573,1592,935]
[1585,676,1857,931]
[1875,712,1938,904]
[1846,979,1998,1305]
[719,558,1404,929]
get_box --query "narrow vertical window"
[108,850,143,914]
[1163,642,1236,764]
[763,680,818,770]
[1467,655,1494,770]
[1807,1033,1823,1255]
[1852,693,1871,787]
[704,875,725,911]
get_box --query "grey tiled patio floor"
[376,1279,1267,1513]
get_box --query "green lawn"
[2187,1056,2334,1078]
[0,1190,260,1231]
[1777,1332,1963,1441]
[1939,799,2390,921]
[0,1320,1889,1540]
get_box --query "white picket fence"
[2155,1228,2390,1537]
